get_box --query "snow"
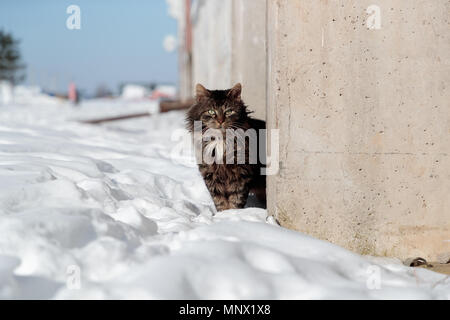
[0,99,449,300]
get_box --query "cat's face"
[187,83,249,132]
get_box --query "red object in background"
[68,82,77,103]
[150,90,172,100]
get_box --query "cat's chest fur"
[202,131,248,160]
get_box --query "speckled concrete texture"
[266,0,449,260]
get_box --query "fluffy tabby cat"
[186,83,265,211]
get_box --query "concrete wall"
[267,0,450,261]
[190,0,267,120]
[177,0,193,101]
[230,0,267,120]
[192,0,233,90]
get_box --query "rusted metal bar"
[79,98,194,125]
[80,112,150,124]
[160,98,194,113]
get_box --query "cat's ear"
[228,83,242,101]
[195,84,210,101]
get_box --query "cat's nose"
[217,117,225,124]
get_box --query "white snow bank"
[0,101,448,299]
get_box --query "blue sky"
[0,0,178,95]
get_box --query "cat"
[186,83,266,211]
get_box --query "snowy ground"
[0,99,449,299]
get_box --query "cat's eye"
[225,110,234,116]
[208,110,216,116]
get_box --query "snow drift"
[0,100,448,299]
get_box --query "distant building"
[150,85,177,100]
[121,84,152,100]
[119,82,176,100]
